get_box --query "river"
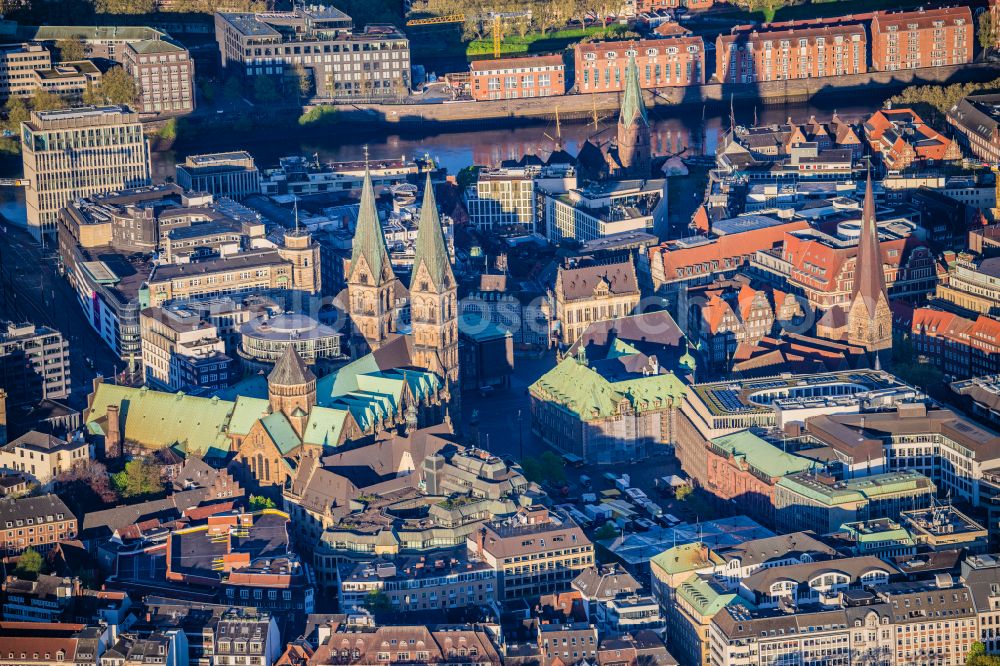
[0,96,880,229]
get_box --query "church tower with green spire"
[348,168,400,351]
[409,174,459,388]
[615,53,651,178]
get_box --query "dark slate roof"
[268,344,316,388]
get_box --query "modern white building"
[540,179,667,242]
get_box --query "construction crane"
[405,13,465,26]
[405,11,531,59]
[489,11,531,59]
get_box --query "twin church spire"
[347,166,459,387]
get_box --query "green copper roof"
[620,54,647,130]
[607,338,640,359]
[410,174,454,292]
[529,355,686,422]
[676,575,748,618]
[650,542,724,576]
[302,406,351,448]
[841,522,915,546]
[777,469,932,507]
[85,383,233,457]
[350,168,394,284]
[228,396,271,436]
[260,412,300,455]
[710,431,812,479]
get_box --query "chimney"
[106,404,122,458]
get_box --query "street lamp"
[517,409,524,461]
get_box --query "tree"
[298,105,337,127]
[290,63,312,100]
[222,75,243,102]
[14,548,43,578]
[885,77,1000,126]
[363,590,392,612]
[54,461,118,513]
[981,12,999,52]
[94,0,155,14]
[82,83,101,106]
[56,39,86,62]
[99,66,138,106]
[674,484,693,501]
[253,75,280,104]
[538,450,566,484]
[32,90,68,112]
[111,458,165,499]
[969,643,987,666]
[249,494,275,511]
[729,0,790,23]
[456,166,480,195]
[2,96,29,132]
[198,78,216,104]
[593,522,618,541]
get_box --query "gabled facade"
[348,168,401,351]
[409,175,459,390]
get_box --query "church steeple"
[615,53,651,178]
[620,53,648,131]
[351,168,394,286]
[847,171,892,362]
[409,174,459,391]
[410,173,455,292]
[852,171,888,318]
[347,168,401,350]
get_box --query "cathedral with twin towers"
[346,164,460,391]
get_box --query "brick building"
[871,6,973,72]
[704,430,811,526]
[948,92,1000,164]
[574,37,704,92]
[716,23,866,84]
[912,307,1000,379]
[865,108,963,170]
[469,55,565,100]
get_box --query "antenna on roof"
[293,196,300,233]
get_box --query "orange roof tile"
[653,220,810,280]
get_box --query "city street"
[0,221,120,408]
[461,349,688,511]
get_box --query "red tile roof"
[653,220,810,281]
[471,55,564,71]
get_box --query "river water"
[0,97,880,228]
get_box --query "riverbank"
[321,63,1000,128]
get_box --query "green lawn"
[712,0,939,24]
[466,24,631,57]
